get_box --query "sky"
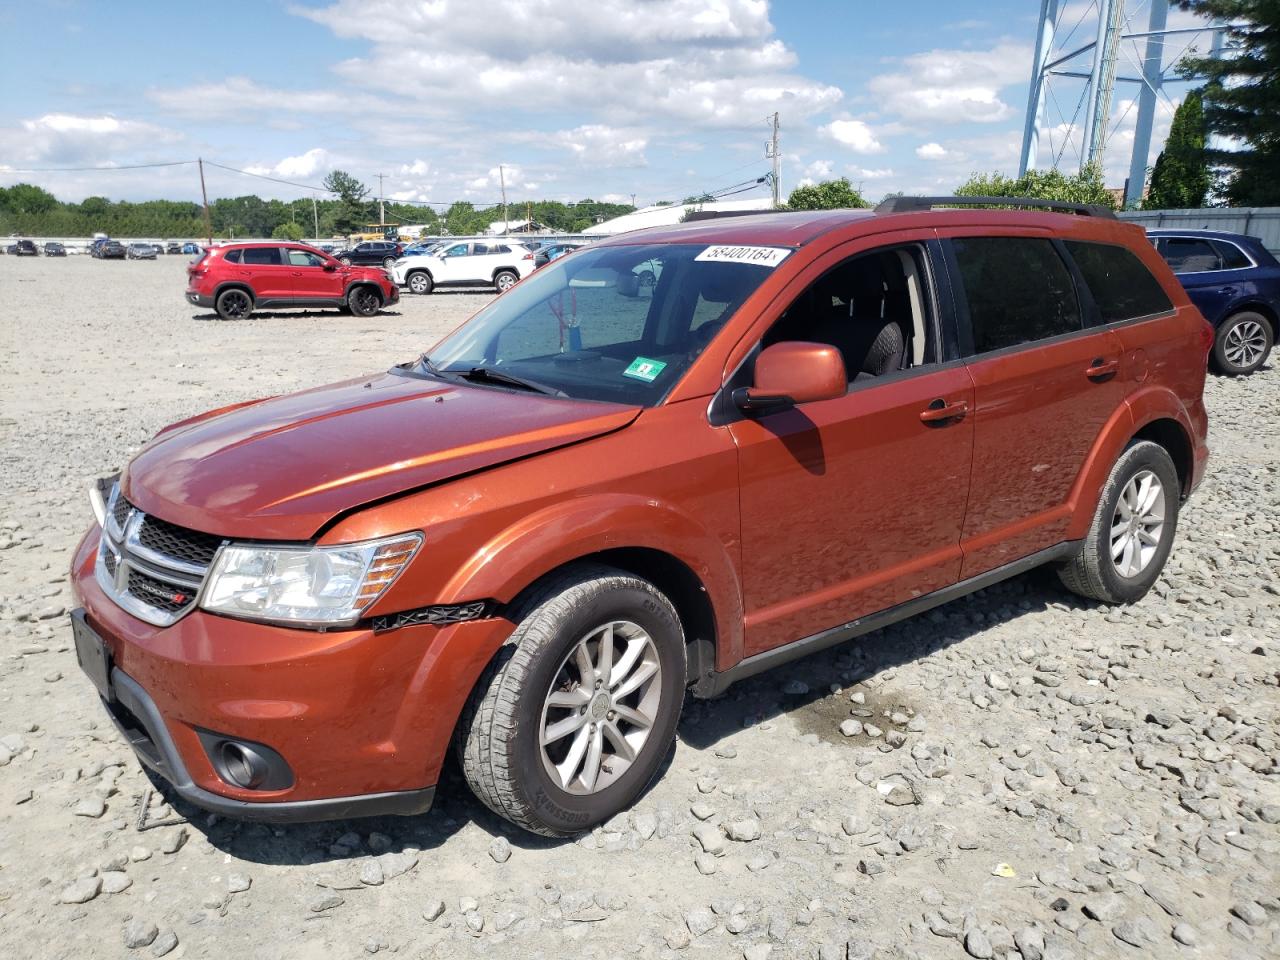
[0,0,1226,211]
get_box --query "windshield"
[423,242,787,405]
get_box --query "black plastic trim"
[104,668,435,822]
[693,541,1077,697]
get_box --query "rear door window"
[1213,240,1251,270]
[1158,237,1222,273]
[1064,241,1172,323]
[242,247,283,266]
[951,237,1081,355]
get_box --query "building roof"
[583,198,776,236]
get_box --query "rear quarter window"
[952,237,1081,355]
[223,249,242,264]
[1064,241,1172,323]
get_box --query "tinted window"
[953,238,1081,354]
[223,249,242,264]
[1159,237,1221,273]
[1213,240,1251,270]
[474,244,490,255]
[241,247,283,266]
[1064,241,1172,323]
[443,243,468,257]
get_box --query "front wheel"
[339,256,352,266]
[456,564,685,836]
[494,269,519,293]
[407,271,433,295]
[347,285,381,317]
[215,288,253,321]
[1212,311,1272,376]
[1057,440,1180,604]
[383,256,396,269]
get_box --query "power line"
[2,160,195,172]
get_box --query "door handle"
[1085,358,1119,381]
[1217,286,1238,296]
[291,271,303,276]
[919,398,968,424]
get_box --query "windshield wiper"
[458,367,567,398]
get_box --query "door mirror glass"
[734,341,847,413]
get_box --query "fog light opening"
[218,740,269,789]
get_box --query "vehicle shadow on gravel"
[150,567,1089,866]
[677,565,1100,751]
[189,310,406,322]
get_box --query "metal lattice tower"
[1019,1,1237,207]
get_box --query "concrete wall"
[1119,208,1280,255]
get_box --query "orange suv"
[71,197,1209,835]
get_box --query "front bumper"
[69,526,513,822]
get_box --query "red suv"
[186,242,399,320]
[73,197,1209,836]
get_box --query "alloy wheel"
[539,620,662,795]
[221,291,250,319]
[1110,469,1166,578]
[1224,319,1267,369]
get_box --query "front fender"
[437,493,746,669]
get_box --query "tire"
[383,256,396,270]
[1057,440,1180,604]
[347,285,381,317]
[215,287,253,321]
[407,271,433,295]
[1211,311,1272,376]
[339,256,352,266]
[456,563,686,836]
[494,269,519,293]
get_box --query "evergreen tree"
[1145,89,1210,209]
[1177,0,1280,205]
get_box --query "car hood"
[122,370,641,540]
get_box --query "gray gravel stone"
[123,918,158,949]
[488,836,512,863]
[60,877,101,904]
[150,932,178,957]
[685,906,715,937]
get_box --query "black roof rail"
[682,208,787,222]
[874,195,1117,220]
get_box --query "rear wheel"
[339,255,352,266]
[383,256,396,270]
[215,288,253,321]
[456,564,685,836]
[1057,440,1180,603]
[348,285,381,317]
[494,269,519,293]
[1212,311,1272,376]
[407,271,433,295]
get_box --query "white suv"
[392,240,535,295]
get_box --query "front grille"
[137,515,223,567]
[95,485,224,627]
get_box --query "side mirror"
[733,341,847,414]
[323,263,337,272]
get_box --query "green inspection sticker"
[623,357,667,383]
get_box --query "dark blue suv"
[1148,229,1278,376]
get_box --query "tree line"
[0,173,635,239]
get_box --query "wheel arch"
[1064,388,1201,541]
[213,281,254,303]
[343,279,384,304]
[492,265,519,282]
[1225,299,1277,338]
[434,494,744,681]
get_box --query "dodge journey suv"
[71,197,1209,836]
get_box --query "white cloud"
[3,113,184,167]
[853,167,894,180]
[915,142,951,160]
[869,41,1029,124]
[287,0,840,129]
[556,125,648,168]
[821,120,884,154]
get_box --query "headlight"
[200,533,422,626]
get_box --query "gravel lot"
[0,254,1277,960]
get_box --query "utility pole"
[630,193,637,209]
[312,196,319,239]
[376,173,386,231]
[498,164,509,234]
[197,157,213,245]
[766,112,781,208]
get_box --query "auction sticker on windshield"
[694,245,791,267]
[623,357,667,383]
